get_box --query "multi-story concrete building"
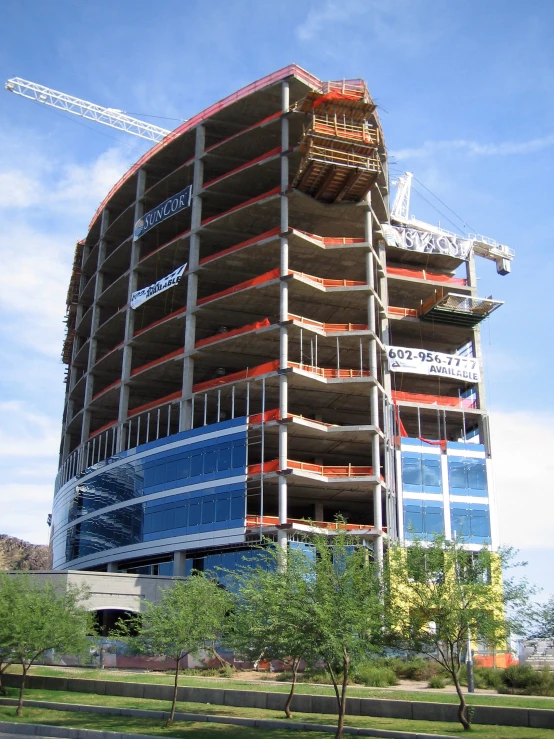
[51,65,509,577]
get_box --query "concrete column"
[314,502,324,522]
[365,194,383,565]
[278,81,290,527]
[117,170,146,451]
[467,254,489,451]
[106,563,117,573]
[180,125,204,431]
[81,210,109,445]
[173,550,187,577]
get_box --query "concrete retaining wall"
[3,673,554,729]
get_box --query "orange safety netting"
[288,313,368,332]
[131,347,184,377]
[203,147,281,189]
[129,390,182,418]
[248,408,283,425]
[88,419,117,440]
[312,90,365,107]
[294,229,365,246]
[195,318,271,349]
[388,306,419,319]
[96,340,124,364]
[420,437,448,451]
[289,361,371,379]
[192,360,281,394]
[92,379,121,402]
[134,305,186,338]
[246,514,375,531]
[248,459,375,477]
[201,186,280,227]
[291,270,365,288]
[387,265,467,286]
[393,390,477,409]
[197,268,281,307]
[199,228,280,267]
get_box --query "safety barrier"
[248,459,375,477]
[246,514,375,531]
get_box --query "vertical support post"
[467,253,489,452]
[278,80,290,530]
[365,193,383,565]
[181,125,205,431]
[117,170,146,451]
[173,551,186,577]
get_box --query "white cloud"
[1,484,53,545]
[392,133,554,161]
[489,410,554,550]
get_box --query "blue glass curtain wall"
[51,418,248,568]
[403,500,444,539]
[450,502,491,544]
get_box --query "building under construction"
[51,65,513,575]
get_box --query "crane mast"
[5,77,171,142]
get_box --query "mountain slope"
[0,534,50,571]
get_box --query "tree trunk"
[167,654,181,726]
[335,652,350,739]
[16,666,28,717]
[284,658,300,719]
[452,668,470,731]
[0,664,7,696]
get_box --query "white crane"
[391,171,514,275]
[5,77,172,143]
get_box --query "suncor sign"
[133,185,192,241]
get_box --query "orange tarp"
[195,318,271,349]
[201,186,280,227]
[203,147,281,189]
[192,360,280,394]
[199,228,280,267]
[248,459,375,477]
[131,347,184,377]
[387,265,467,286]
[128,390,181,418]
[197,268,281,307]
[393,390,477,409]
[134,305,187,338]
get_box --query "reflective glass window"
[204,449,217,474]
[154,463,166,485]
[191,452,203,477]
[405,503,423,534]
[422,459,441,488]
[468,460,487,490]
[202,495,215,524]
[230,494,245,521]
[215,493,230,522]
[162,506,175,531]
[402,456,421,486]
[218,444,232,471]
[189,502,200,527]
[174,505,187,528]
[232,441,246,469]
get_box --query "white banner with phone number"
[386,345,480,382]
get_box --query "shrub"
[385,656,440,681]
[499,664,554,696]
[299,667,331,684]
[474,666,503,690]
[353,663,398,687]
[428,675,446,689]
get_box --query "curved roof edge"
[89,64,322,232]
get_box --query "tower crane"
[391,171,514,275]
[5,77,172,142]
[5,77,515,274]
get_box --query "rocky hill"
[0,535,50,571]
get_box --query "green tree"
[225,546,318,718]
[0,573,92,715]
[306,528,384,739]
[0,574,19,695]
[386,537,534,731]
[534,595,554,639]
[117,574,232,725]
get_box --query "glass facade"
[400,438,492,545]
[52,418,248,569]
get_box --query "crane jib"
[134,186,192,241]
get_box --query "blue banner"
[134,185,192,241]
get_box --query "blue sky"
[0,0,552,598]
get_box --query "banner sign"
[386,345,480,382]
[131,264,187,310]
[383,224,472,261]
[133,186,192,241]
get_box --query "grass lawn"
[8,664,554,711]
[2,688,554,739]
